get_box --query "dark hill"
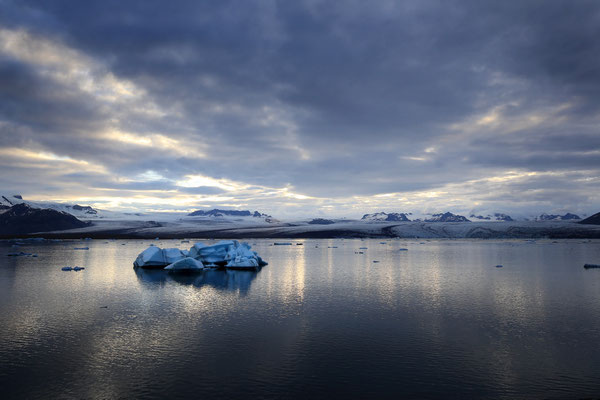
[188,209,269,218]
[308,218,335,225]
[580,212,600,225]
[0,204,89,236]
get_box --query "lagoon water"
[1,239,600,399]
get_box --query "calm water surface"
[1,238,600,399]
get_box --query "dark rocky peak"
[308,218,335,225]
[361,212,411,222]
[425,212,470,222]
[0,203,89,236]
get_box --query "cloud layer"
[1,0,599,218]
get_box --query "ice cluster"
[133,240,267,271]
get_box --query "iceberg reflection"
[134,267,261,293]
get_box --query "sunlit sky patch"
[1,1,599,218]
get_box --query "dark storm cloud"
[1,0,599,215]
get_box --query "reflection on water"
[1,238,600,399]
[135,267,261,293]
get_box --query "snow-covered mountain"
[361,212,411,222]
[535,213,581,221]
[0,194,25,209]
[424,212,470,222]
[0,194,104,219]
[0,203,89,235]
[470,213,514,222]
[186,208,278,223]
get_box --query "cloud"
[1,0,599,217]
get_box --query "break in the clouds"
[1,0,599,218]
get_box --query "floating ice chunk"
[495,265,503,268]
[133,246,185,268]
[188,242,207,259]
[134,246,162,268]
[136,241,266,269]
[584,264,600,269]
[61,267,72,271]
[74,247,89,250]
[191,241,234,265]
[73,266,85,271]
[225,241,255,262]
[163,248,186,264]
[398,248,408,251]
[274,242,292,246]
[256,256,268,267]
[226,255,259,269]
[165,257,204,271]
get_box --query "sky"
[1,0,599,219]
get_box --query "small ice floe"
[584,264,600,269]
[62,266,85,271]
[296,243,303,246]
[398,248,408,251]
[379,242,387,244]
[495,265,503,268]
[7,252,32,257]
[274,242,292,246]
[165,257,204,271]
[328,246,338,248]
[359,247,368,249]
[373,260,380,263]
[181,240,190,243]
[32,254,37,257]
[74,247,89,250]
